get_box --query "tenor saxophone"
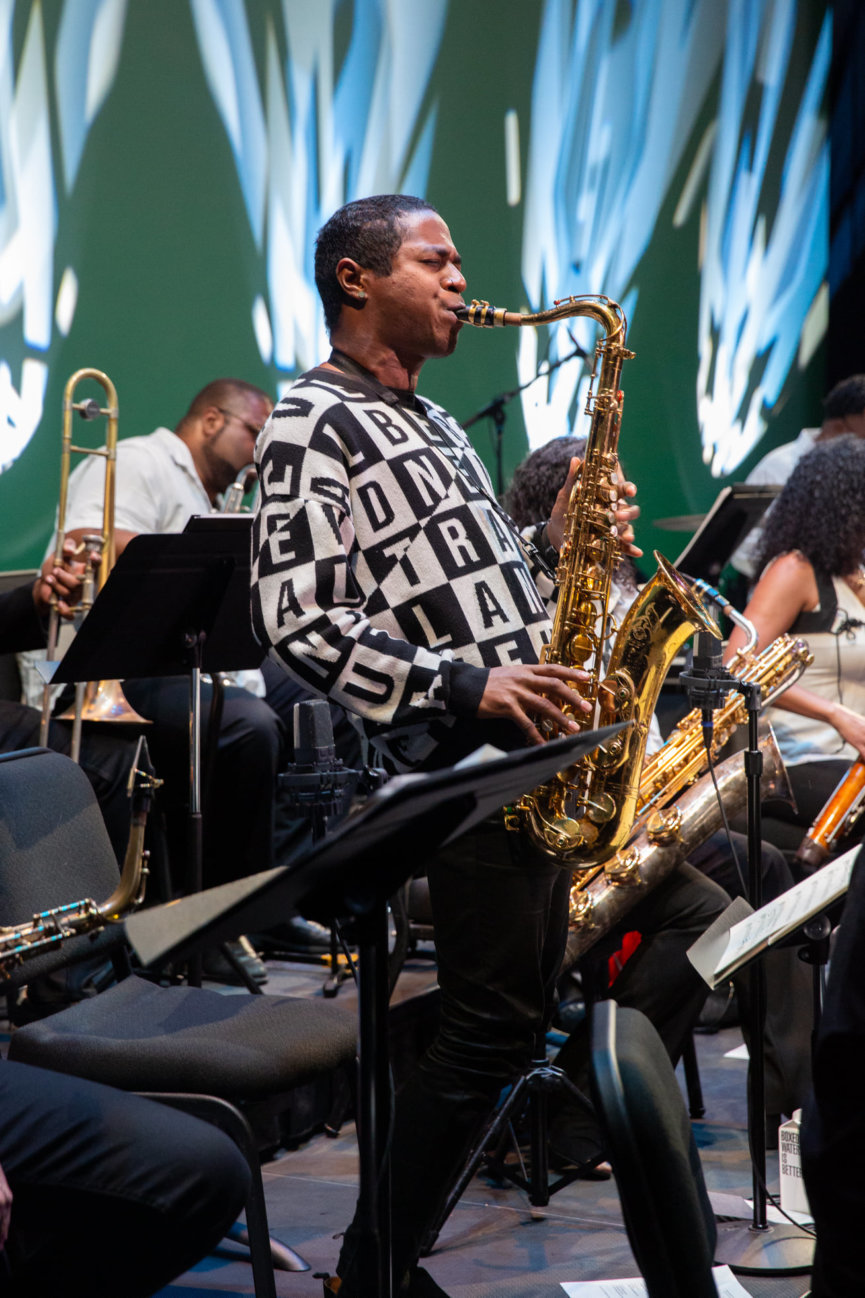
[458,295,720,866]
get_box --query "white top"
[744,427,820,487]
[768,575,865,765]
[36,427,264,697]
[62,427,212,535]
[730,428,820,578]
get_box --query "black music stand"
[125,726,628,1298]
[674,485,779,584]
[40,521,264,984]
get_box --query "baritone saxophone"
[564,632,811,959]
[457,295,720,867]
[564,723,791,965]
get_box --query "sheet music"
[711,846,857,982]
[561,1263,753,1296]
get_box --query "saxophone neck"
[457,294,631,346]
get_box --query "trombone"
[39,369,148,760]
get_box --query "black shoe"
[202,936,268,986]
[253,915,333,957]
[332,1266,452,1297]
[401,1267,451,1296]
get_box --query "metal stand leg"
[682,1032,706,1119]
[420,1044,596,1256]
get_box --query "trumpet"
[39,369,148,760]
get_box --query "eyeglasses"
[216,407,262,438]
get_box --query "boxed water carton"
[779,1109,811,1217]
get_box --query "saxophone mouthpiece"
[456,300,511,327]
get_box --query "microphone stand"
[278,701,387,996]
[680,630,813,1275]
[461,342,586,497]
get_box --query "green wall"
[0,0,828,575]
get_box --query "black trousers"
[802,844,865,1296]
[694,830,814,1115]
[550,860,730,1160]
[122,676,286,890]
[0,1060,250,1297]
[338,821,572,1294]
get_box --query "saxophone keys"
[569,887,596,929]
[646,805,684,845]
[603,846,642,886]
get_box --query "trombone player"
[40,378,292,980]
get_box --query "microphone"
[680,631,738,750]
[292,698,338,771]
[280,699,355,841]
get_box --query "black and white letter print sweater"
[251,366,555,772]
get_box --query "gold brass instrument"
[458,295,720,866]
[0,738,161,976]
[564,724,790,965]
[39,369,148,759]
[796,760,865,869]
[637,634,812,818]
[561,633,810,954]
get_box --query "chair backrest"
[590,1001,718,1298]
[0,747,126,987]
[0,571,37,702]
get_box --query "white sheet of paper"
[714,846,857,979]
[560,1263,753,1296]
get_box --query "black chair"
[0,747,358,1298]
[589,1000,717,1298]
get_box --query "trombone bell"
[55,680,150,727]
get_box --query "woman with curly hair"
[725,434,865,852]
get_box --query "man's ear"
[335,257,367,303]
[199,405,224,439]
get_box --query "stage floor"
[149,949,814,1298]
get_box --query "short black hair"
[822,374,865,421]
[181,379,270,422]
[314,194,438,333]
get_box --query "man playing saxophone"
[250,193,685,1298]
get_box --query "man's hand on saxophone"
[477,662,593,746]
[545,456,643,558]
